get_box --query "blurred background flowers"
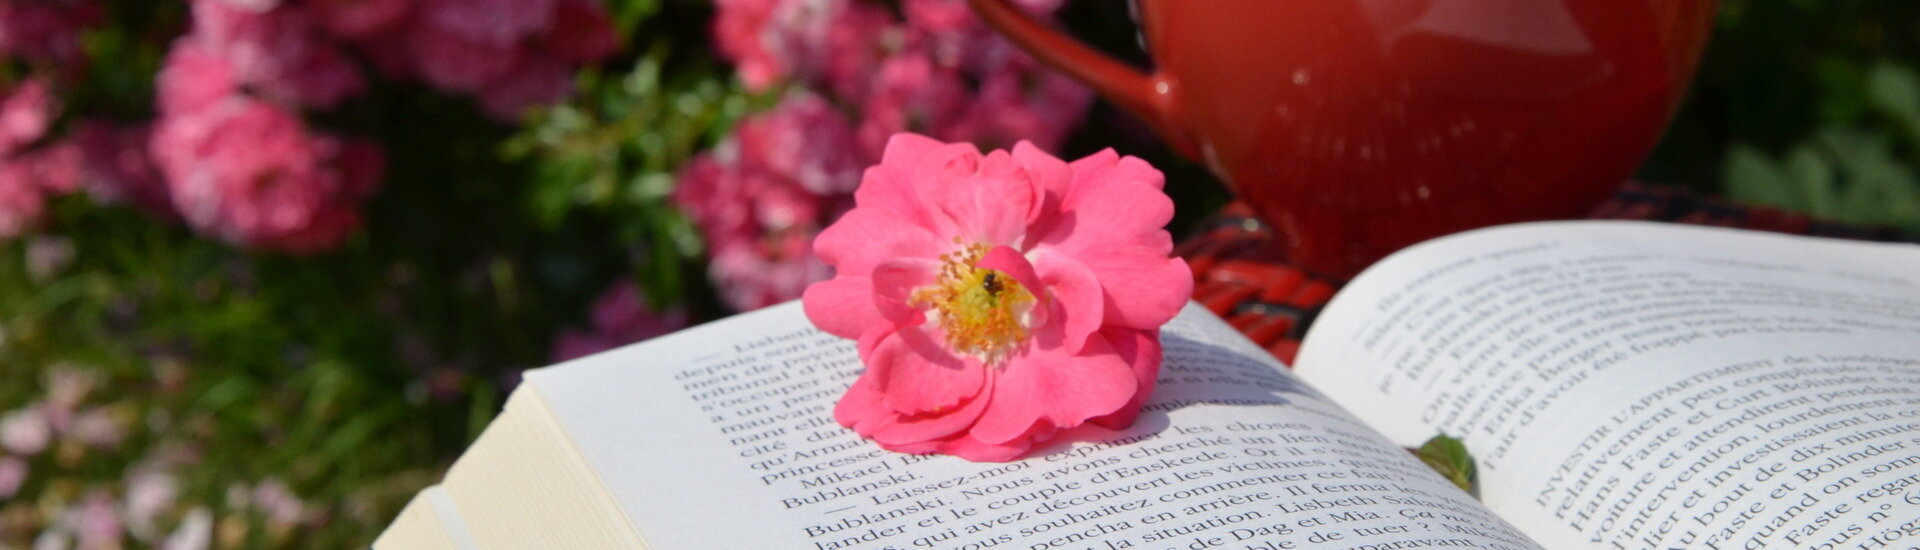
[0,0,1913,547]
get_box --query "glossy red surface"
[971,0,1718,279]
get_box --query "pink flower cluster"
[0,79,82,238]
[682,0,1092,311]
[356,0,621,120]
[140,0,620,253]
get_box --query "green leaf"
[1815,57,1868,125]
[1867,62,1920,143]
[1818,130,1920,228]
[1413,434,1478,497]
[1723,143,1801,210]
[1783,145,1838,218]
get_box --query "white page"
[528,302,1539,549]
[1297,221,1920,549]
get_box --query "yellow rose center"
[911,242,1035,364]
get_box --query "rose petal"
[836,368,994,446]
[1088,327,1161,430]
[803,276,881,340]
[873,326,984,415]
[937,431,1032,462]
[856,133,974,235]
[933,149,1035,246]
[1039,160,1175,254]
[871,257,939,325]
[1011,141,1070,221]
[967,332,1136,445]
[1083,246,1192,330]
[1026,250,1104,354]
[813,207,945,278]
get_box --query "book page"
[528,302,1539,549]
[1296,221,1920,550]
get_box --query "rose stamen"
[911,242,1034,364]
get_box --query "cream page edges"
[440,386,650,549]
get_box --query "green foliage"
[1651,1,1920,231]
[1413,434,1478,497]
[0,0,742,546]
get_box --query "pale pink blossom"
[160,508,213,550]
[26,235,73,282]
[123,470,178,537]
[0,457,26,499]
[1,406,51,455]
[46,366,97,413]
[68,407,124,448]
[551,282,689,361]
[250,479,307,527]
[804,135,1189,461]
[70,489,124,548]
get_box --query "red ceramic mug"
[971,0,1719,279]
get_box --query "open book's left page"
[525,302,1537,549]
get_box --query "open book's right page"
[1295,221,1920,550]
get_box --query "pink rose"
[178,0,367,110]
[152,98,382,253]
[155,40,240,117]
[712,0,782,91]
[855,53,967,158]
[674,95,864,311]
[734,93,863,195]
[804,134,1190,461]
[764,0,892,100]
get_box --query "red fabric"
[1178,183,1915,364]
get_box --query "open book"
[377,221,1920,549]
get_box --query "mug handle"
[966,0,1198,157]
